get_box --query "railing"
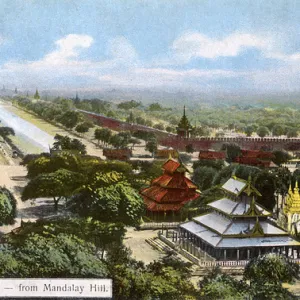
[138,222,180,230]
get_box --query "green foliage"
[148,102,164,111]
[257,126,269,137]
[117,100,141,110]
[272,150,291,166]
[221,143,241,163]
[245,253,299,285]
[193,159,225,171]
[22,169,84,211]
[52,134,87,154]
[6,217,125,253]
[199,267,249,300]
[9,234,108,278]
[192,166,218,191]
[94,128,112,146]
[75,121,93,134]
[57,111,82,129]
[145,138,158,156]
[250,282,297,300]
[70,172,145,226]
[0,126,15,139]
[34,89,40,100]
[0,187,17,225]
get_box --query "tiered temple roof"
[141,158,200,212]
[285,181,300,214]
[176,106,193,138]
[180,176,300,251]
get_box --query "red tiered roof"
[234,150,275,167]
[199,150,226,160]
[141,158,200,212]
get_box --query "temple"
[140,157,200,220]
[176,106,193,138]
[178,176,300,260]
[283,181,300,234]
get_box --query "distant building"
[103,148,132,161]
[178,176,300,260]
[199,150,226,160]
[176,106,193,138]
[141,157,200,219]
[234,150,275,167]
[155,149,178,159]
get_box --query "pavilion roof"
[152,173,198,189]
[221,176,262,197]
[141,186,200,204]
[180,220,299,248]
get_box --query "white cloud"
[0,34,139,88]
[172,32,270,61]
[44,34,93,63]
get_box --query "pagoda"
[178,176,300,260]
[284,181,300,234]
[176,106,193,138]
[140,157,200,219]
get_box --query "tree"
[94,128,112,146]
[273,124,285,136]
[245,125,255,137]
[0,127,15,139]
[58,111,82,129]
[257,126,269,137]
[22,169,84,211]
[6,217,125,258]
[245,253,299,285]
[273,150,291,166]
[145,138,158,157]
[222,143,241,163]
[148,103,164,111]
[117,100,141,110]
[287,128,298,138]
[199,267,249,299]
[153,123,165,130]
[9,233,108,278]
[244,253,299,299]
[185,144,194,153]
[34,89,40,100]
[52,134,87,154]
[193,166,218,191]
[70,172,145,226]
[0,187,17,225]
[75,122,93,135]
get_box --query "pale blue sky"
[0,0,300,94]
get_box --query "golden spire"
[285,181,300,214]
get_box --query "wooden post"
[237,249,240,261]
[224,250,227,260]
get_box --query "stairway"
[146,237,174,253]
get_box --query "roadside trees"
[22,169,84,211]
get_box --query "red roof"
[152,173,197,189]
[241,150,274,159]
[141,158,200,212]
[103,148,132,160]
[143,193,200,211]
[199,151,226,160]
[162,159,181,174]
[235,156,272,167]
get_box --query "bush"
[0,187,17,225]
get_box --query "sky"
[1,0,300,97]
